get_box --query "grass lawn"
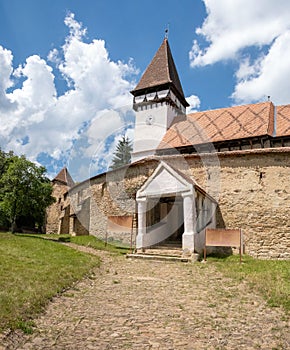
[207,254,290,313]
[0,232,100,332]
[35,233,130,254]
[70,235,130,254]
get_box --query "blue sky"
[1,0,290,181]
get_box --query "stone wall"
[46,181,69,234]
[66,149,290,259]
[216,150,290,260]
[167,149,290,259]
[88,166,151,242]
[59,205,70,234]
[68,181,91,236]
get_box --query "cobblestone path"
[1,244,289,349]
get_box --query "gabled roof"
[137,161,217,203]
[159,101,275,149]
[53,167,74,187]
[131,38,188,105]
[137,161,194,198]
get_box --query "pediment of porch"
[137,161,194,198]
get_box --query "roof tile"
[53,167,74,187]
[159,101,274,149]
[276,104,290,136]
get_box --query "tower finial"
[165,23,169,39]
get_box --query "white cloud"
[190,0,290,67]
[47,48,60,65]
[64,12,87,41]
[0,12,137,179]
[190,0,290,104]
[11,55,56,110]
[235,57,260,82]
[0,47,13,89]
[67,106,135,181]
[232,30,290,104]
[0,46,16,111]
[186,94,201,113]
[85,109,125,158]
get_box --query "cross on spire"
[165,23,169,39]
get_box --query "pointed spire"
[53,167,74,187]
[131,38,189,107]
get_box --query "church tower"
[131,38,189,162]
[46,167,74,234]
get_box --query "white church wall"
[132,102,183,162]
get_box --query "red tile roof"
[159,102,275,149]
[53,167,74,187]
[276,104,290,137]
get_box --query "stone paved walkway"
[1,244,289,349]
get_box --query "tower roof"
[131,38,188,106]
[53,167,74,187]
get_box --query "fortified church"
[46,38,290,259]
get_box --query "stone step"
[157,239,181,245]
[126,253,190,263]
[153,244,182,250]
[138,249,182,257]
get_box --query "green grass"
[207,254,290,313]
[0,232,100,332]
[35,233,130,254]
[69,235,130,254]
[19,233,130,254]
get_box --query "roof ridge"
[267,102,275,136]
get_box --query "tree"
[0,150,14,228]
[109,136,133,170]
[0,154,55,232]
[0,149,13,177]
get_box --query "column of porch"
[136,198,147,249]
[182,191,196,253]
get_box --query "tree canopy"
[0,151,55,232]
[109,136,133,170]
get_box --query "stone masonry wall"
[46,182,69,234]
[88,164,154,243]
[165,150,290,259]
[67,150,290,259]
[215,151,290,259]
[68,182,91,236]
